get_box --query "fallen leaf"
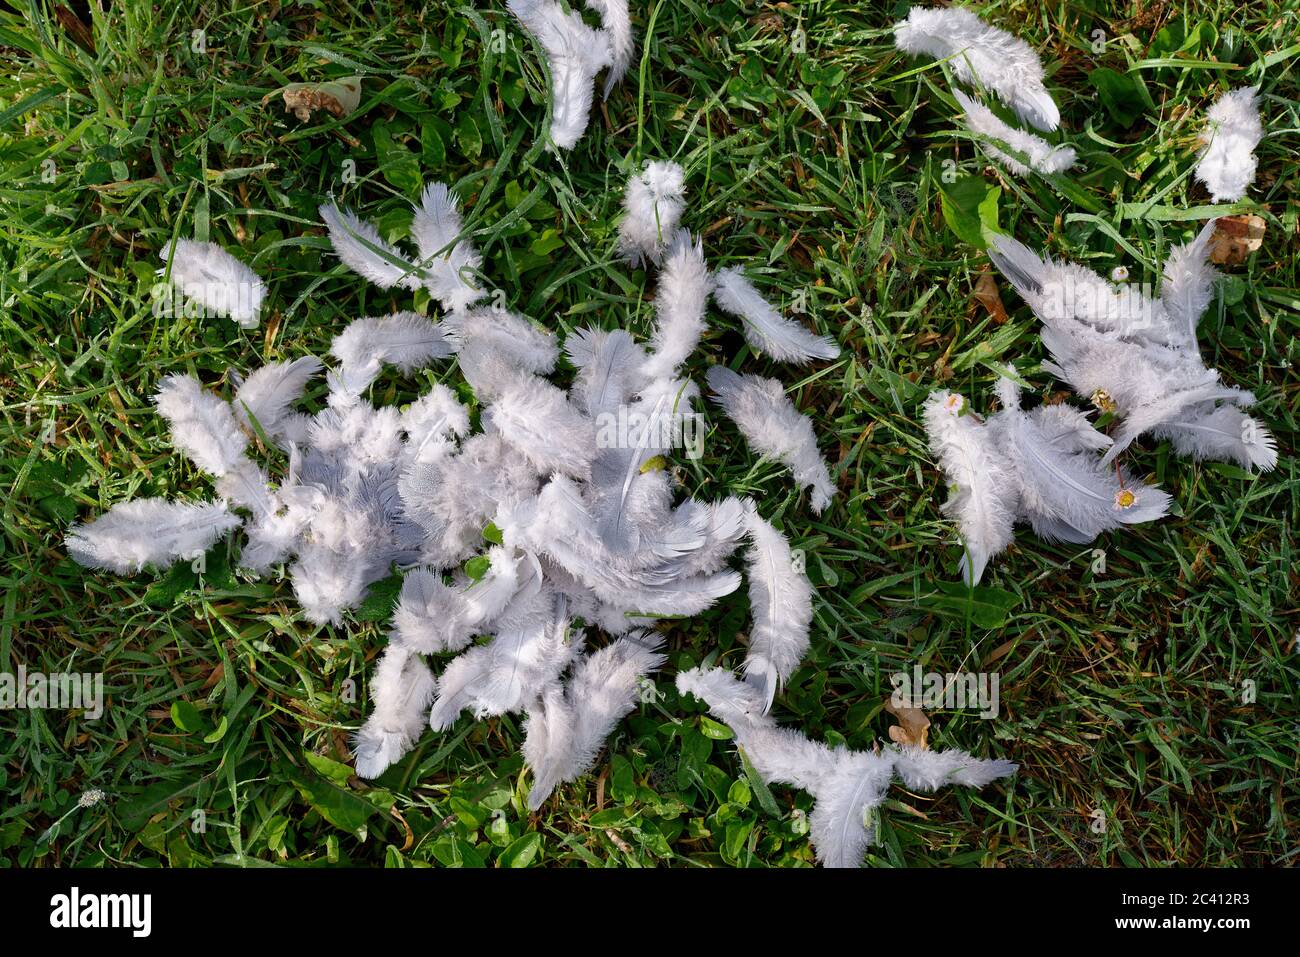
[276,78,363,122]
[972,265,1008,324]
[1209,214,1265,266]
[54,5,95,53]
[884,696,931,748]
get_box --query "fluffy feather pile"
[923,378,1171,585]
[986,224,1278,474]
[68,166,953,861]
[894,6,1076,179]
[507,0,632,150]
[911,19,1278,583]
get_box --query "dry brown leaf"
[277,78,363,122]
[1209,214,1265,266]
[884,696,931,749]
[972,266,1008,324]
[54,5,95,53]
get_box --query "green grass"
[1,0,1296,868]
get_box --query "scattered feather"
[894,5,1060,131]
[320,201,422,290]
[618,160,686,265]
[740,503,813,710]
[677,666,1015,867]
[66,498,242,575]
[641,230,711,381]
[508,0,614,150]
[712,266,839,363]
[953,90,1076,176]
[159,239,266,328]
[411,183,486,313]
[1195,86,1263,203]
[707,366,835,512]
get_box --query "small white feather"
[894,6,1060,131]
[411,182,487,313]
[159,239,266,328]
[641,230,712,381]
[508,0,614,150]
[354,643,436,779]
[706,366,835,513]
[66,498,241,574]
[234,356,322,445]
[320,202,422,290]
[1195,86,1263,203]
[953,90,1077,177]
[741,502,813,711]
[154,374,250,479]
[712,266,839,364]
[617,160,686,265]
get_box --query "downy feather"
[508,0,614,150]
[641,230,711,381]
[1153,405,1278,472]
[706,366,835,513]
[617,160,686,265]
[712,266,840,364]
[585,0,633,98]
[411,183,486,313]
[66,498,242,575]
[319,201,422,290]
[893,6,1060,131]
[921,388,1018,585]
[159,239,266,328]
[233,356,322,445]
[741,503,814,711]
[1195,86,1263,203]
[353,643,436,778]
[953,90,1076,177]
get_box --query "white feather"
[585,0,633,98]
[508,0,614,150]
[921,389,1018,585]
[524,633,665,808]
[490,376,596,480]
[411,182,487,313]
[158,239,266,328]
[391,551,524,654]
[66,498,242,574]
[617,160,686,265]
[677,666,1015,868]
[712,266,839,364]
[319,201,422,289]
[953,90,1076,177]
[706,366,835,513]
[1153,405,1278,473]
[1195,87,1263,202]
[1159,220,1219,347]
[740,502,813,711]
[354,643,436,778]
[894,6,1060,131]
[154,373,249,478]
[331,312,451,379]
[641,230,712,381]
[233,356,322,445]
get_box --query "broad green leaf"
[170,700,204,734]
[372,120,422,197]
[940,176,1001,250]
[920,580,1020,629]
[305,751,355,787]
[500,832,541,868]
[1089,68,1153,128]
